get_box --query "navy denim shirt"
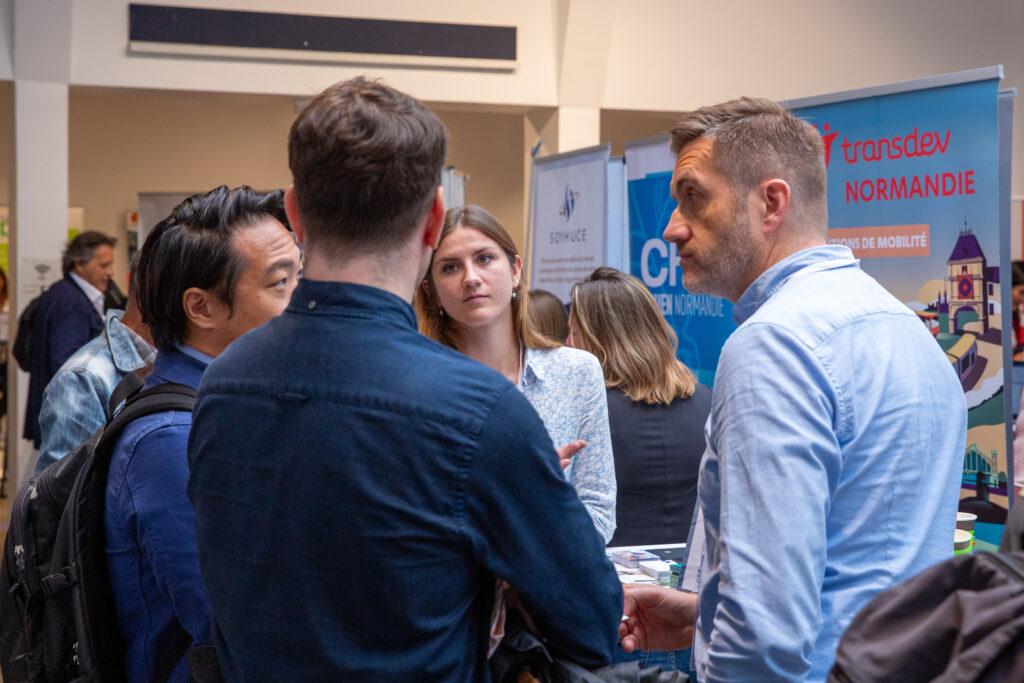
[105,347,212,683]
[188,280,623,681]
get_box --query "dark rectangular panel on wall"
[128,4,517,62]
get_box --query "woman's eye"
[477,254,493,264]
[441,263,458,274]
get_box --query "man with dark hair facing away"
[24,230,116,446]
[104,186,301,683]
[187,77,622,680]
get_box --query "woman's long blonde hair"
[417,205,559,352]
[569,267,697,404]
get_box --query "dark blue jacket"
[105,348,212,683]
[24,275,103,445]
[188,280,623,681]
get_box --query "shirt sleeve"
[459,384,623,668]
[701,323,841,683]
[122,421,212,645]
[35,370,106,474]
[567,354,617,542]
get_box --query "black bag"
[0,375,197,682]
[12,293,43,372]
[829,552,1024,683]
[490,608,689,683]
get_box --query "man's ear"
[284,186,305,247]
[182,287,221,333]
[758,178,792,237]
[423,186,445,249]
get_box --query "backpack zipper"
[8,477,38,587]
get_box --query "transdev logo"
[821,123,839,167]
[559,185,580,221]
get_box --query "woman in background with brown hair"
[527,289,569,344]
[418,205,616,542]
[569,266,710,547]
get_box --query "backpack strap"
[107,372,146,418]
[102,382,197,446]
[150,620,192,683]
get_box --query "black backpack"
[829,551,1024,682]
[0,375,197,682]
[12,293,44,372]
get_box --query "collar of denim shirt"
[287,278,418,330]
[105,310,156,373]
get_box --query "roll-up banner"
[625,66,1012,543]
[790,67,1012,544]
[606,156,628,272]
[441,166,467,210]
[529,145,611,303]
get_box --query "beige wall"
[69,88,296,287]
[3,1,1023,262]
[438,108,525,251]
[0,81,10,206]
[600,110,678,157]
[64,89,525,287]
[602,0,1024,200]
[70,0,559,106]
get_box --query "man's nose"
[663,209,689,243]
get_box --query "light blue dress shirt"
[35,310,156,473]
[693,245,967,682]
[520,346,617,542]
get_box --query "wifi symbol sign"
[34,263,50,278]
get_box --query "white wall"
[70,0,559,106]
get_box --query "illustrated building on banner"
[945,224,997,335]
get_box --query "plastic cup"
[954,528,972,555]
[956,512,977,549]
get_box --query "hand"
[619,585,697,653]
[556,440,586,470]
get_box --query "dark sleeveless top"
[606,384,711,547]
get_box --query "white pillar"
[10,80,70,484]
[8,0,72,488]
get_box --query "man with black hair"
[24,230,116,446]
[104,186,300,683]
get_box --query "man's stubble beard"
[682,205,758,301]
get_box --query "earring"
[439,307,445,317]
[511,290,518,300]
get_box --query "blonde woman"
[418,205,616,542]
[569,267,710,546]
